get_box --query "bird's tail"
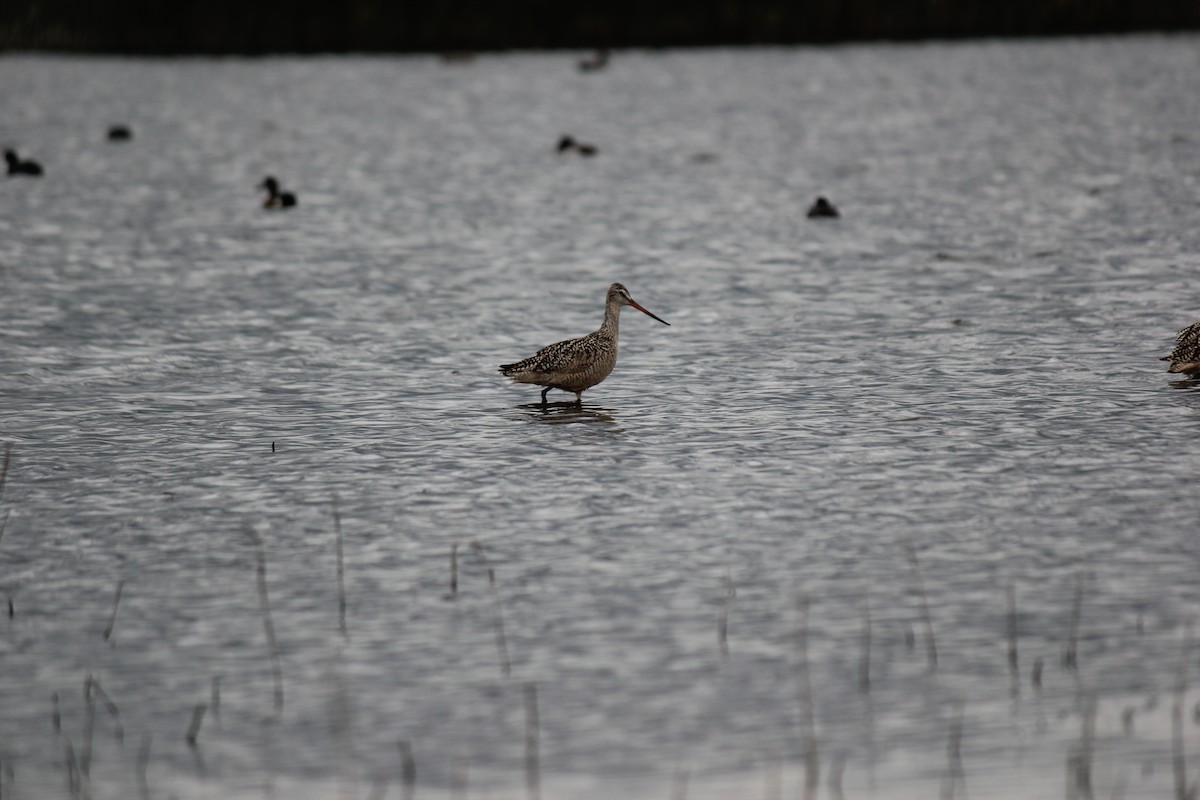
[500,354,541,377]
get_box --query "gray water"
[2,35,1200,800]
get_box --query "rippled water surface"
[3,35,1200,799]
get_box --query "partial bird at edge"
[1162,320,1200,375]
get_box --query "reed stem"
[186,703,207,746]
[524,683,541,800]
[333,493,347,637]
[903,538,937,671]
[245,526,284,712]
[794,594,820,800]
[102,579,124,641]
[398,740,416,800]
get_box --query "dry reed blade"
[718,568,735,657]
[470,540,511,676]
[80,676,96,778]
[211,675,221,720]
[64,739,80,799]
[451,755,468,800]
[90,679,122,742]
[0,442,11,501]
[447,542,459,599]
[794,594,820,800]
[670,767,690,800]
[762,755,782,800]
[940,703,967,800]
[828,752,847,800]
[366,776,390,800]
[1174,624,1195,800]
[245,526,284,712]
[186,703,207,746]
[398,740,416,800]
[136,733,151,800]
[1068,693,1097,800]
[524,683,541,800]
[1006,579,1018,674]
[715,568,734,657]
[102,579,124,641]
[469,540,492,580]
[1006,579,1020,699]
[1062,572,1084,670]
[903,538,938,671]
[333,493,347,637]
[859,594,871,693]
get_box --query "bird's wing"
[501,336,586,375]
[1168,321,1200,360]
[522,336,595,375]
[1175,321,1200,345]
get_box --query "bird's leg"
[540,387,550,405]
[574,392,583,405]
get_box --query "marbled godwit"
[806,197,839,218]
[1161,321,1200,375]
[499,283,670,404]
[5,149,43,177]
[259,175,297,209]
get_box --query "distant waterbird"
[5,148,43,177]
[500,283,670,404]
[806,196,839,218]
[1161,321,1200,375]
[107,125,133,142]
[557,136,597,157]
[578,49,610,72]
[259,175,297,209]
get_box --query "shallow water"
[2,35,1200,799]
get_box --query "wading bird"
[500,283,670,404]
[1162,321,1200,375]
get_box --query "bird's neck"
[599,302,621,336]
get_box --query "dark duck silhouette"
[259,175,297,209]
[557,136,597,157]
[806,197,839,218]
[1162,321,1200,376]
[5,148,43,177]
[107,125,133,142]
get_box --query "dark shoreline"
[3,0,1199,55]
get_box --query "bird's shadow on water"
[515,401,620,427]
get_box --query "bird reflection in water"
[1168,377,1200,392]
[516,401,617,426]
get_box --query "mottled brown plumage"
[499,283,669,403]
[1162,321,1200,375]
